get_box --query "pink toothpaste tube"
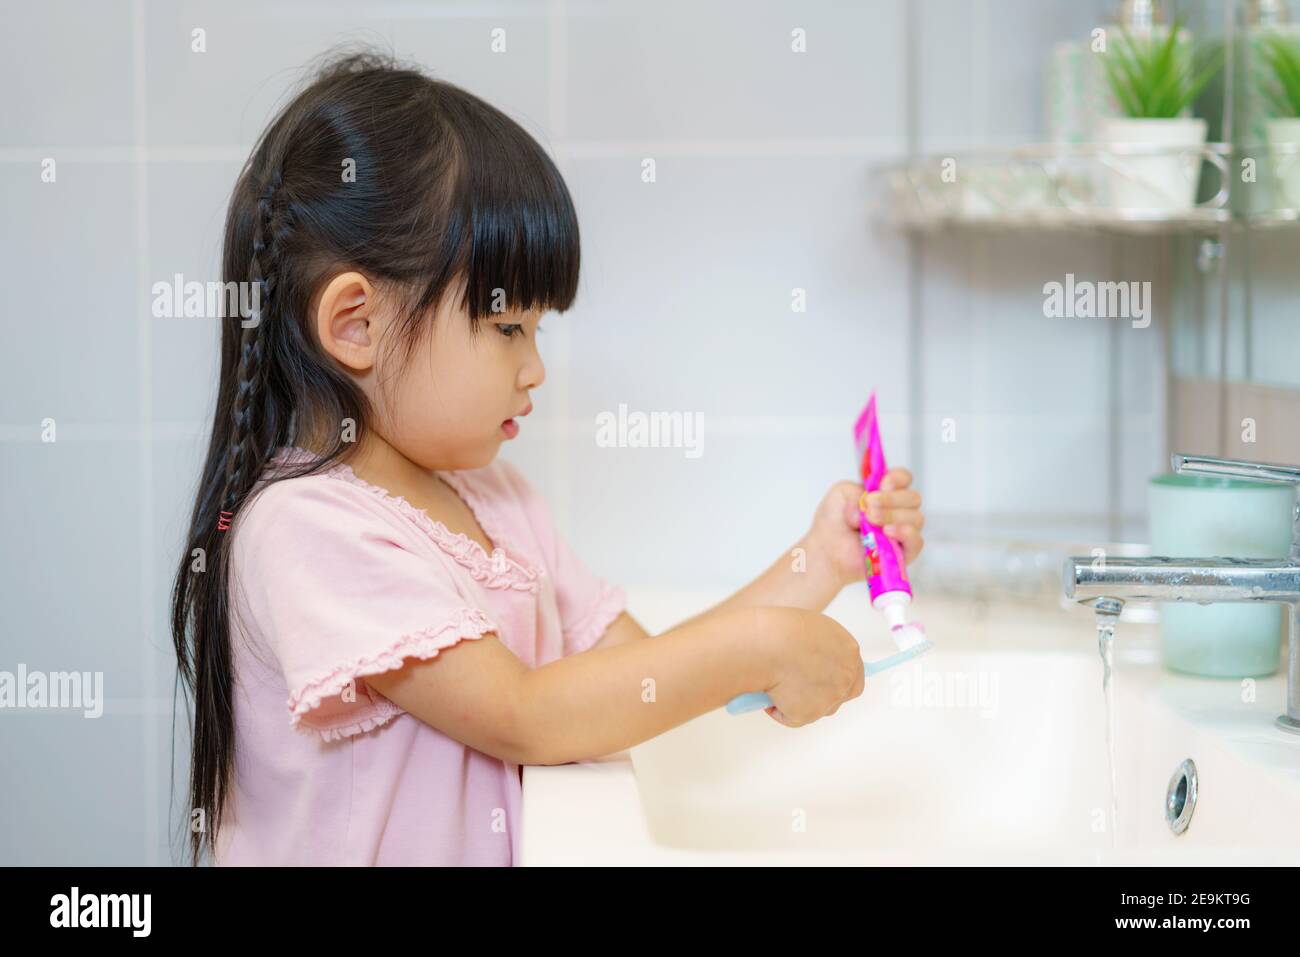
[725,392,932,716]
[856,393,917,631]
[852,391,931,673]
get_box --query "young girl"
[170,50,925,867]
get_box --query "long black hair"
[169,46,580,865]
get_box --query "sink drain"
[1165,759,1198,836]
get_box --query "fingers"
[880,515,925,539]
[880,467,912,491]
[864,488,922,511]
[844,478,922,523]
[766,706,798,727]
[855,481,925,563]
[842,493,862,529]
[889,525,925,563]
[769,680,869,725]
[862,490,924,527]
[833,664,866,714]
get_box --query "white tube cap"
[872,590,912,629]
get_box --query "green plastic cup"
[1148,473,1293,678]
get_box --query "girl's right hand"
[760,608,865,727]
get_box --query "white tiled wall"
[1,0,1172,864]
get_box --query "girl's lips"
[502,402,530,439]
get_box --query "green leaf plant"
[1100,17,1222,120]
[1261,32,1300,118]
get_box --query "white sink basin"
[521,592,1300,865]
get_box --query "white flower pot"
[1100,117,1207,211]
[1266,117,1300,211]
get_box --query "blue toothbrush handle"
[725,692,773,715]
[724,640,932,715]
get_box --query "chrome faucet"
[1062,453,1300,735]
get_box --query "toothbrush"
[725,392,933,716]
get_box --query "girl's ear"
[314,271,380,372]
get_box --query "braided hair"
[215,169,283,532]
[169,45,581,865]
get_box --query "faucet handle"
[1173,452,1300,485]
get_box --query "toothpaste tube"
[853,392,920,637]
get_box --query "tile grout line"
[548,0,572,535]
[903,0,923,498]
[131,0,159,867]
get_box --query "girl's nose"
[521,350,545,391]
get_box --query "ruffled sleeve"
[230,476,499,742]
[494,460,628,656]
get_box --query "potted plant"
[1098,18,1221,211]
[1260,32,1300,210]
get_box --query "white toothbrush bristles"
[891,622,932,653]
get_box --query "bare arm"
[580,538,839,652]
[589,610,651,649]
[583,541,841,654]
[671,530,843,631]
[365,605,785,766]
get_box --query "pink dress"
[214,445,627,866]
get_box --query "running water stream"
[1092,597,1124,849]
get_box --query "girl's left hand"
[808,468,925,590]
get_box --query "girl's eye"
[498,323,524,339]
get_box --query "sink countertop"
[519,591,1299,865]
